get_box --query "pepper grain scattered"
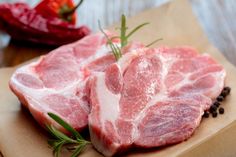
[213,101,220,107]
[203,86,230,118]
[212,111,218,118]
[203,112,209,118]
[219,107,224,114]
[223,87,231,94]
[216,95,224,102]
[220,90,228,98]
[209,105,217,113]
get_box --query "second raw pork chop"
[88,47,226,156]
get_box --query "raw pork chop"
[9,32,143,132]
[88,47,226,156]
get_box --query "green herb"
[47,113,90,157]
[146,38,163,47]
[120,14,128,48]
[119,14,149,48]
[98,21,122,61]
[98,14,154,61]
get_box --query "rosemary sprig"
[146,38,163,47]
[47,113,90,157]
[98,21,122,61]
[119,14,149,48]
[98,14,153,61]
[120,14,128,48]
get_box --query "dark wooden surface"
[0,0,236,67]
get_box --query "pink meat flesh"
[88,47,226,156]
[9,30,226,157]
[9,32,144,132]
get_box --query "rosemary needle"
[98,20,122,61]
[146,38,163,47]
[47,113,90,157]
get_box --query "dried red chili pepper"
[0,3,90,46]
[35,0,84,25]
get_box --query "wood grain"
[0,0,236,67]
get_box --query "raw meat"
[9,32,143,132]
[88,47,226,156]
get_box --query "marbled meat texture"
[9,32,143,132]
[88,47,226,156]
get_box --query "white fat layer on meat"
[77,42,121,68]
[78,45,111,67]
[11,63,82,97]
[11,66,90,113]
[206,71,226,98]
[117,50,137,72]
[117,48,147,72]
[10,43,112,94]
[95,73,120,129]
[10,44,113,113]
[158,53,176,91]
[171,69,225,98]
[10,59,45,97]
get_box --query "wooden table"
[0,0,236,67]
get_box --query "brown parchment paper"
[1,0,236,156]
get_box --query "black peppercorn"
[219,107,224,114]
[220,90,228,98]
[203,111,209,118]
[209,105,217,113]
[216,95,224,102]
[213,101,220,107]
[223,86,231,94]
[212,111,218,118]
[221,86,231,98]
